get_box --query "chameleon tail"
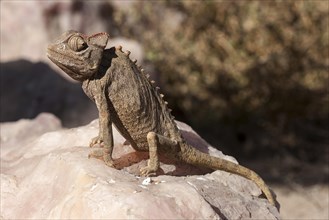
[180,144,275,206]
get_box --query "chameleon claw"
[140,166,156,177]
[104,155,115,168]
[140,159,159,177]
[90,136,104,147]
[89,149,115,168]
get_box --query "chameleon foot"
[140,160,159,176]
[89,148,115,168]
[89,136,104,148]
[104,154,115,168]
[140,167,156,177]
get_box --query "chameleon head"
[47,30,109,81]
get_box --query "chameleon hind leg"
[140,132,179,176]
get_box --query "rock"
[0,113,280,219]
[0,113,61,146]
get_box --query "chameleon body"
[47,31,275,206]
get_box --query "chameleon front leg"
[89,98,114,167]
[140,132,179,176]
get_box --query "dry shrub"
[114,1,328,161]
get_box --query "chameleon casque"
[47,30,275,206]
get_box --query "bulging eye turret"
[68,35,88,52]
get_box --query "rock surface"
[0,113,280,219]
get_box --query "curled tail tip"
[267,192,279,209]
[261,186,278,208]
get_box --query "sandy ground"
[272,184,328,219]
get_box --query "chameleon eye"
[68,35,88,52]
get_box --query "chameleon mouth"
[46,48,84,81]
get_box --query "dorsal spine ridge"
[116,45,179,129]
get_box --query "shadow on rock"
[0,59,97,127]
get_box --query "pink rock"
[0,113,280,219]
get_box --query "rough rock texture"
[0,113,280,219]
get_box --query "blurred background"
[1,1,328,218]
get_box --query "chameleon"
[47,30,275,206]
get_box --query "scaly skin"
[47,30,276,206]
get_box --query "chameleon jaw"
[47,47,95,81]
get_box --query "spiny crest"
[116,45,122,50]
[124,50,131,57]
